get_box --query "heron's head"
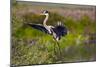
[40,10,49,16]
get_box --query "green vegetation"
[11,2,96,66]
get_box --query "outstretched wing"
[53,25,67,37]
[27,23,49,34]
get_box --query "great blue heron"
[27,10,67,55]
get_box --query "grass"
[11,1,96,66]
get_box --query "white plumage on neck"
[43,13,54,34]
[43,14,49,27]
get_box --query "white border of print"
[0,0,98,67]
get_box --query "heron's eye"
[44,10,48,13]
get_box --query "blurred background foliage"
[11,1,96,66]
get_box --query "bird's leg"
[53,39,57,55]
[56,41,62,56]
[53,38,63,61]
[53,43,56,54]
[53,37,62,56]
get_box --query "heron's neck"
[43,14,49,27]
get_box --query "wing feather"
[27,23,49,34]
[53,25,67,37]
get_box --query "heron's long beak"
[40,13,44,15]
